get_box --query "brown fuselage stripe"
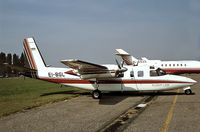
[163,68,200,74]
[39,78,194,84]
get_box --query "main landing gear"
[92,90,102,99]
[92,80,102,99]
[185,89,192,95]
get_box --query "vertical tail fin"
[23,38,47,72]
[115,49,138,65]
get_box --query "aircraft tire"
[185,89,192,95]
[92,90,102,99]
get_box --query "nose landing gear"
[183,87,192,95]
[185,89,192,95]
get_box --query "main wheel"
[92,90,102,99]
[185,89,192,95]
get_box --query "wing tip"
[61,59,78,62]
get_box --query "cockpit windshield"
[150,68,166,76]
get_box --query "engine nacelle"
[81,72,116,79]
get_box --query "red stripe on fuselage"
[39,78,193,84]
[163,68,200,74]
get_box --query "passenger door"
[122,69,138,91]
[134,70,145,90]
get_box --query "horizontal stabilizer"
[3,63,37,78]
[115,49,130,56]
[3,63,37,72]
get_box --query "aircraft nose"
[185,77,197,85]
[173,75,197,85]
[189,78,197,84]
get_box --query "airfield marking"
[96,95,157,132]
[161,89,180,132]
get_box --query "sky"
[0,0,200,67]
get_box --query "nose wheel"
[92,90,102,99]
[185,89,192,95]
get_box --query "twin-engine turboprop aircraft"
[20,38,197,99]
[116,49,200,74]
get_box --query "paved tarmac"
[0,93,147,132]
[124,74,200,132]
[0,74,199,132]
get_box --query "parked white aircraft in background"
[15,38,197,99]
[116,49,200,75]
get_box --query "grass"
[0,77,89,117]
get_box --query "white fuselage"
[37,65,196,92]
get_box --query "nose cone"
[188,78,197,85]
[169,75,197,86]
[180,76,197,86]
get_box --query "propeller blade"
[115,59,121,69]
[121,61,124,67]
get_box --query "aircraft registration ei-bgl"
[21,38,197,99]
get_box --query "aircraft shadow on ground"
[40,90,90,96]
[40,91,195,105]
[99,93,129,105]
[99,91,195,105]
[153,92,195,96]
[99,92,158,105]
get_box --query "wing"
[61,59,108,74]
[61,59,115,79]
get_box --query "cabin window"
[150,68,166,77]
[138,71,144,77]
[173,64,175,66]
[165,64,167,67]
[181,64,183,66]
[157,68,167,76]
[185,64,186,66]
[150,66,155,69]
[130,71,134,77]
[161,64,163,67]
[150,70,158,76]
[177,64,179,66]
[169,64,171,67]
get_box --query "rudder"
[23,38,47,72]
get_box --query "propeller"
[121,60,124,67]
[115,59,121,69]
[115,59,128,77]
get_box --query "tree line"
[0,52,24,77]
